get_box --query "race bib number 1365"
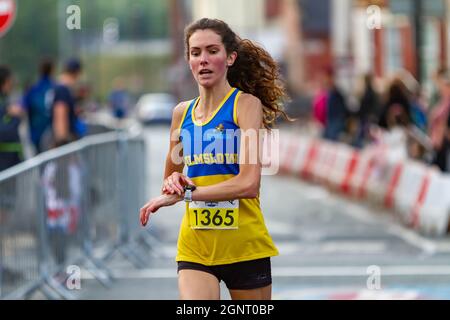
[188,200,239,230]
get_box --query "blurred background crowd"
[1,0,450,173]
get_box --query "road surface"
[77,125,450,300]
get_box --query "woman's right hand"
[162,172,195,196]
[140,193,183,226]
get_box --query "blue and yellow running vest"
[177,87,278,265]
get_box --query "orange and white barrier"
[415,173,450,235]
[278,132,450,236]
[347,146,380,199]
[313,141,338,185]
[393,162,430,225]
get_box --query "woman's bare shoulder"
[235,93,263,128]
[172,100,193,124]
[173,100,190,117]
[236,92,263,117]
[238,92,262,107]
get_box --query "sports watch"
[183,185,197,202]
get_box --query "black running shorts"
[177,258,272,290]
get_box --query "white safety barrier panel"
[278,131,450,236]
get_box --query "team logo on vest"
[215,123,224,133]
[204,124,236,141]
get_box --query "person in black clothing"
[50,59,83,146]
[0,66,23,172]
[323,68,349,142]
[355,73,380,147]
[359,73,380,125]
[434,108,450,172]
[447,112,450,172]
[378,78,412,130]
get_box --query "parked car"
[135,93,176,125]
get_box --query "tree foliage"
[0,0,170,86]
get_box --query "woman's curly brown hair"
[185,18,291,129]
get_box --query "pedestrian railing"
[0,128,152,299]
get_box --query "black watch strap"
[184,184,196,192]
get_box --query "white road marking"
[334,193,450,254]
[85,265,450,280]
[265,219,298,236]
[275,240,387,254]
[273,288,423,300]
[320,241,386,254]
[272,265,450,277]
[386,224,438,254]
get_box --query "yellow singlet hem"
[176,250,279,266]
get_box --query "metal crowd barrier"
[0,129,151,299]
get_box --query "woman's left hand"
[162,172,195,195]
[140,193,182,226]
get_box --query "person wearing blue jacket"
[0,66,23,172]
[23,59,55,154]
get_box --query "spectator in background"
[23,58,56,154]
[76,82,98,113]
[359,73,380,124]
[42,139,82,267]
[429,66,447,112]
[446,111,450,172]
[409,84,428,133]
[109,77,131,120]
[0,67,24,283]
[389,70,431,162]
[378,78,412,130]
[429,74,450,172]
[312,72,328,128]
[72,82,91,137]
[355,73,380,148]
[45,58,83,148]
[0,66,23,171]
[323,67,349,142]
[397,70,428,133]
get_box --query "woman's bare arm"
[191,93,263,201]
[161,102,190,192]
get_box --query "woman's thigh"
[229,285,272,300]
[178,269,221,300]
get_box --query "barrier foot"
[44,276,77,300]
[137,231,167,258]
[83,256,114,288]
[84,254,115,280]
[39,283,64,300]
[118,245,148,269]
[85,266,113,289]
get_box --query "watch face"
[184,190,192,202]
